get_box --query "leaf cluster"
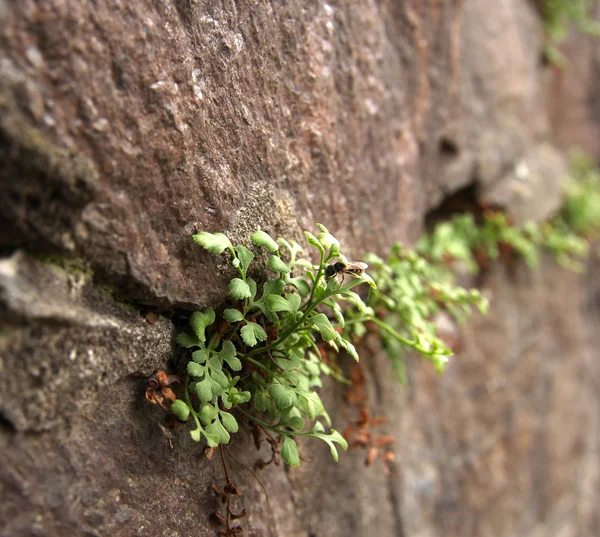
[543,0,600,65]
[417,150,600,274]
[346,245,488,381]
[175,224,377,465]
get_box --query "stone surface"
[1,1,599,536]
[547,15,600,161]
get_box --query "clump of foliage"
[559,149,600,236]
[170,224,487,466]
[172,224,374,466]
[417,150,600,273]
[345,246,488,382]
[544,0,600,65]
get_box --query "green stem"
[239,355,273,375]
[236,407,327,437]
[366,316,416,348]
[184,374,204,433]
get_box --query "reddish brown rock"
[1,1,599,536]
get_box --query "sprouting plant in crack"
[416,150,600,275]
[171,224,376,466]
[168,222,494,468]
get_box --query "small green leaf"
[176,332,200,348]
[263,279,286,297]
[206,419,230,444]
[190,428,202,442]
[281,436,300,467]
[285,276,311,297]
[223,309,244,322]
[304,231,325,256]
[240,322,268,347]
[210,368,229,389]
[229,390,251,405]
[194,378,213,402]
[285,293,301,312]
[316,224,340,254]
[318,429,348,462]
[216,342,240,371]
[229,278,252,299]
[224,355,242,371]
[286,416,305,430]
[338,336,359,361]
[193,232,232,255]
[251,230,279,252]
[269,255,291,273]
[187,361,204,377]
[268,384,294,409]
[170,400,190,421]
[235,245,254,277]
[204,432,220,448]
[199,403,218,425]
[220,412,239,433]
[192,348,209,364]
[312,421,325,433]
[310,313,337,342]
[254,391,268,412]
[190,308,215,342]
[265,294,294,313]
[247,277,258,299]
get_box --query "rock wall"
[1,1,599,536]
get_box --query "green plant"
[561,149,600,236]
[415,150,600,274]
[172,224,378,466]
[544,0,600,65]
[170,223,489,467]
[417,212,542,272]
[348,245,489,383]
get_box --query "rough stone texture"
[547,9,600,161]
[1,1,599,536]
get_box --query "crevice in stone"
[0,410,17,433]
[439,136,460,159]
[423,181,481,230]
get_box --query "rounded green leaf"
[199,403,218,425]
[220,412,239,433]
[240,322,268,347]
[235,245,255,276]
[223,309,244,322]
[190,308,216,342]
[287,416,305,430]
[187,361,204,377]
[229,278,252,299]
[193,232,232,255]
[206,418,230,444]
[310,313,337,342]
[254,391,268,412]
[281,436,300,467]
[229,390,251,405]
[194,379,214,402]
[170,400,190,421]
[251,230,279,252]
[210,368,230,389]
[285,277,311,297]
[268,384,294,409]
[265,294,293,313]
[269,255,291,273]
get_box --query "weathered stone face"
[1,1,599,536]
